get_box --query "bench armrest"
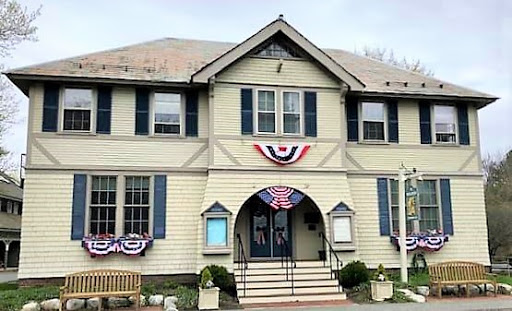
[59,285,68,294]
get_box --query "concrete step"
[236,279,338,289]
[235,272,332,282]
[234,266,331,276]
[235,260,327,270]
[238,292,347,305]
[237,285,340,297]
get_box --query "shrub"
[339,261,370,288]
[373,263,389,281]
[141,281,158,297]
[0,285,59,311]
[175,286,198,309]
[200,265,235,293]
[201,267,213,289]
[163,279,180,290]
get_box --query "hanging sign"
[406,186,419,221]
[254,144,310,165]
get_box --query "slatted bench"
[59,269,141,311]
[428,261,497,298]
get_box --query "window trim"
[202,212,232,255]
[432,104,459,145]
[329,210,356,251]
[359,100,387,143]
[59,86,96,133]
[281,90,303,136]
[255,89,278,135]
[150,91,186,137]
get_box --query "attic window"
[256,39,300,58]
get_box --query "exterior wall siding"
[18,170,207,279]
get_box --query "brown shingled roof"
[6,37,496,101]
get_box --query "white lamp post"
[398,164,423,283]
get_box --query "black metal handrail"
[319,232,343,292]
[236,234,248,297]
[279,237,296,295]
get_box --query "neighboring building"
[0,172,22,269]
[5,17,496,302]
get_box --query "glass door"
[273,209,292,258]
[250,206,292,259]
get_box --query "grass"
[497,274,512,285]
[0,283,59,311]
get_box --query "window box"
[82,233,154,257]
[389,231,449,252]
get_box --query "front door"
[250,206,292,258]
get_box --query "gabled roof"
[5,18,497,105]
[0,172,22,201]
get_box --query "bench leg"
[494,281,498,297]
[98,298,102,311]
[438,282,442,298]
[467,283,470,298]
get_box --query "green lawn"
[0,282,59,311]
[497,274,512,285]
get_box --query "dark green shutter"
[346,97,359,142]
[457,103,470,145]
[304,91,317,137]
[96,86,112,134]
[153,175,167,239]
[42,83,59,132]
[186,91,198,137]
[71,174,87,240]
[241,88,253,134]
[419,101,432,144]
[387,99,399,143]
[440,179,454,235]
[377,178,390,236]
[135,88,149,135]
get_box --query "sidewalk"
[238,295,512,311]
[0,270,17,283]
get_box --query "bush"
[141,281,158,297]
[339,261,370,288]
[0,285,59,311]
[200,265,235,293]
[373,263,389,281]
[201,267,213,289]
[175,286,198,309]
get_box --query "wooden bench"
[429,261,497,298]
[59,269,141,311]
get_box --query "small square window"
[154,93,181,135]
[63,88,92,131]
[434,105,456,143]
[362,102,385,141]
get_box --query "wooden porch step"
[238,292,347,305]
[237,285,340,297]
[235,272,332,282]
[234,260,327,270]
[238,279,338,289]
[234,266,331,276]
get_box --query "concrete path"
[239,296,512,311]
[0,270,17,283]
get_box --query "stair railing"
[236,234,248,297]
[319,232,343,292]
[279,237,296,295]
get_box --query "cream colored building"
[6,17,496,303]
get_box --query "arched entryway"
[234,186,325,260]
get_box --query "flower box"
[198,287,220,310]
[82,233,153,257]
[370,280,394,301]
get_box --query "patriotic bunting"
[257,186,305,210]
[82,234,153,257]
[390,234,449,252]
[254,144,310,165]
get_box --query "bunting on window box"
[257,186,305,210]
[390,232,449,252]
[82,233,154,257]
[254,144,310,165]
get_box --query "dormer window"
[63,88,92,132]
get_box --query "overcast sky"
[3,0,511,168]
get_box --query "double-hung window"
[390,180,413,233]
[362,102,385,141]
[418,180,440,232]
[154,92,181,135]
[124,176,150,235]
[434,105,457,143]
[282,91,301,135]
[90,176,117,235]
[63,88,92,131]
[257,90,276,134]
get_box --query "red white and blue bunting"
[257,186,305,210]
[82,234,153,257]
[254,144,310,165]
[390,234,449,252]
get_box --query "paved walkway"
[239,296,512,310]
[0,270,17,283]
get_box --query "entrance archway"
[234,186,325,261]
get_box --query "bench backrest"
[64,269,141,294]
[429,261,485,282]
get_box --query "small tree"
[357,46,434,77]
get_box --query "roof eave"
[191,19,365,91]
